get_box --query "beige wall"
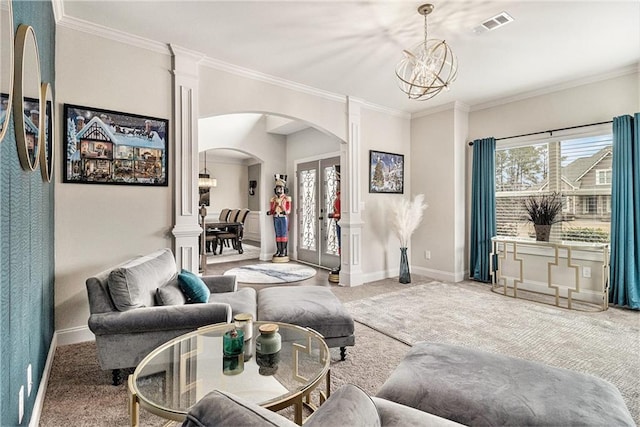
[54,28,410,341]
[360,108,412,282]
[55,28,173,342]
[468,72,639,141]
[54,22,638,343]
[410,107,466,282]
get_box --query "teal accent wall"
[1,1,55,425]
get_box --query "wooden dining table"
[205,220,244,254]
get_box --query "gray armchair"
[86,248,256,385]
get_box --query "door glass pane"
[324,166,339,255]
[300,169,316,250]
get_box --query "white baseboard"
[412,265,462,283]
[56,325,95,346]
[28,327,94,426]
[28,332,57,427]
[343,265,462,286]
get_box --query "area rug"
[207,243,260,264]
[224,263,317,284]
[344,281,640,420]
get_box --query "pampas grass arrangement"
[390,194,428,248]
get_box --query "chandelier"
[396,4,458,101]
[198,151,217,189]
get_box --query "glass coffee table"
[128,321,330,426]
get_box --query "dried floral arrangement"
[390,194,428,248]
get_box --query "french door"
[296,157,340,269]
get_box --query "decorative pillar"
[170,45,205,272]
[341,97,364,286]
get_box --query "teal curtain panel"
[470,138,496,283]
[609,114,640,310]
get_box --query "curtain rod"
[467,120,613,146]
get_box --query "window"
[596,169,612,185]
[495,134,612,243]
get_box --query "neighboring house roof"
[535,146,612,190]
[563,146,612,184]
[76,116,165,150]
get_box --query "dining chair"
[206,208,232,253]
[217,209,250,254]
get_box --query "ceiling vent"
[473,11,514,34]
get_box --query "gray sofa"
[86,248,257,384]
[182,342,635,427]
[182,384,463,427]
[86,248,355,385]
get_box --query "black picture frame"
[63,103,169,186]
[369,150,404,194]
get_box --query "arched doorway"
[198,112,344,269]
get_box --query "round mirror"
[13,24,41,171]
[40,82,54,182]
[0,0,14,143]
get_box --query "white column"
[340,97,364,286]
[170,45,205,272]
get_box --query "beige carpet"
[344,280,640,422]
[39,277,639,425]
[39,322,409,426]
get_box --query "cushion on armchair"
[108,248,177,311]
[155,277,187,306]
[305,384,381,427]
[182,389,297,427]
[178,269,211,303]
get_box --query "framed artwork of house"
[369,150,404,194]
[63,104,169,186]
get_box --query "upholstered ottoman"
[377,342,635,426]
[257,286,355,360]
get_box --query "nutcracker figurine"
[267,175,291,261]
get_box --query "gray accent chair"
[86,248,257,385]
[181,384,462,427]
[376,342,635,427]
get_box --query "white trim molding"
[170,45,205,272]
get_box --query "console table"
[490,237,609,311]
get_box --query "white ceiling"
[58,1,639,114]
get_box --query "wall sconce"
[249,180,257,196]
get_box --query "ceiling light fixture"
[198,151,217,189]
[396,3,458,101]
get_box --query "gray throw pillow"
[107,248,177,311]
[156,277,187,306]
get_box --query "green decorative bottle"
[256,324,281,375]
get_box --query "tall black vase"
[399,247,411,284]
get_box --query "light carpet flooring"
[38,275,639,425]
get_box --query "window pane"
[495,135,612,243]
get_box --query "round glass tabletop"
[130,321,330,423]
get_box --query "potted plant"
[523,192,563,241]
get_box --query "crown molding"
[471,64,640,112]
[199,56,346,103]
[56,13,410,119]
[56,15,170,55]
[411,101,470,119]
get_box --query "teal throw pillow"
[178,269,211,303]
